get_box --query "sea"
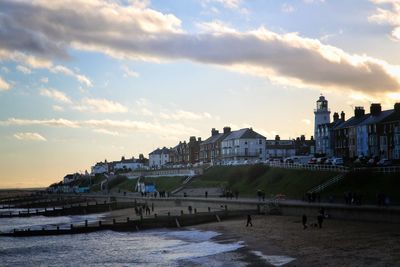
[0,211,295,266]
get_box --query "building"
[355,104,393,159]
[266,135,315,158]
[266,135,295,158]
[333,107,368,159]
[149,147,171,169]
[114,156,144,171]
[294,135,315,156]
[316,112,345,157]
[221,128,266,163]
[199,127,231,164]
[314,95,331,154]
[91,162,109,175]
[380,103,400,160]
[170,136,202,165]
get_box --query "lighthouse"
[314,95,331,143]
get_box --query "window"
[259,139,262,144]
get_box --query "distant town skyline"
[1,0,400,188]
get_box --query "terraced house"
[221,128,266,164]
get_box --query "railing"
[307,173,346,193]
[266,162,350,173]
[222,152,261,157]
[353,166,400,173]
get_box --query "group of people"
[344,191,362,205]
[134,203,153,217]
[302,208,326,229]
[304,192,321,203]
[376,192,390,206]
[140,191,169,198]
[225,190,239,200]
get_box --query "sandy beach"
[195,215,400,266]
[102,205,400,266]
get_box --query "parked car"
[316,157,327,164]
[332,158,344,166]
[308,158,317,164]
[377,159,393,167]
[324,158,333,165]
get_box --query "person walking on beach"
[205,191,208,198]
[246,214,253,227]
[317,212,324,228]
[302,214,308,229]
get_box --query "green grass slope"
[190,165,338,199]
[321,171,400,205]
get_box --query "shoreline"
[194,214,400,266]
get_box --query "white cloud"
[121,65,139,78]
[304,0,325,3]
[73,98,129,113]
[160,110,212,121]
[1,0,400,97]
[16,65,32,74]
[50,65,92,87]
[1,66,10,73]
[1,117,199,137]
[1,118,80,128]
[302,119,311,125]
[281,3,295,13]
[369,0,400,40]
[13,132,47,141]
[93,128,120,136]
[196,20,238,34]
[52,105,64,111]
[0,76,11,91]
[40,88,72,103]
[40,77,49,83]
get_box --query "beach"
[195,215,400,266]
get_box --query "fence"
[267,162,350,173]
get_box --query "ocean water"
[0,214,246,266]
[0,213,295,266]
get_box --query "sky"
[1,0,400,188]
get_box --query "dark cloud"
[0,0,399,94]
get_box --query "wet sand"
[195,215,400,266]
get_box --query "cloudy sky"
[1,0,400,188]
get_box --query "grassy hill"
[189,165,338,199]
[320,171,400,205]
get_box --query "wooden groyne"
[0,201,138,218]
[0,210,258,237]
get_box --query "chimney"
[340,111,345,121]
[301,135,305,141]
[370,103,382,116]
[223,126,231,134]
[311,136,314,141]
[211,128,219,136]
[275,135,280,141]
[189,136,196,142]
[354,106,365,118]
[394,103,400,113]
[333,112,339,122]
[198,137,201,142]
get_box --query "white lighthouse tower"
[314,95,331,145]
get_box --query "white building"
[114,158,143,171]
[221,128,266,163]
[91,162,108,175]
[149,147,171,169]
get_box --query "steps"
[307,173,346,194]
